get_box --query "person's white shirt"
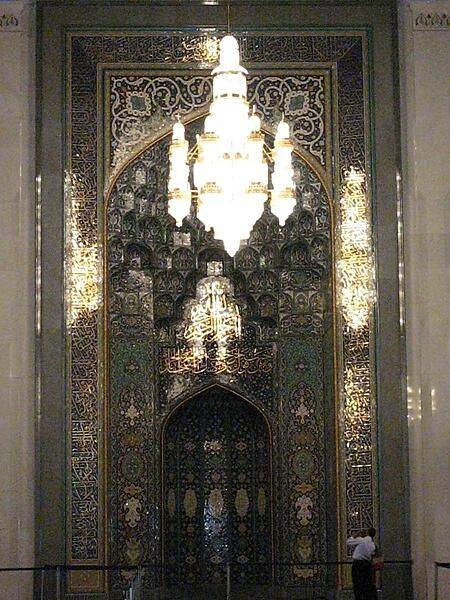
[346,535,376,561]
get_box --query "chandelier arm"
[263,144,274,164]
[187,143,199,163]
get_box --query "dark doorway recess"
[162,386,273,587]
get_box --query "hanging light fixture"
[168,34,296,256]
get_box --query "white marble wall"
[398,2,450,598]
[0,1,35,598]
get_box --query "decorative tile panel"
[65,30,376,593]
[110,73,327,168]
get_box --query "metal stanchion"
[56,566,61,600]
[40,568,45,600]
[434,562,438,600]
[137,567,143,600]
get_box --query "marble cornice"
[0,1,30,32]
[410,1,450,30]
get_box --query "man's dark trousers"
[352,559,377,600]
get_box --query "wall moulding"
[0,1,27,32]
[411,1,450,30]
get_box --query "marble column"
[0,1,35,598]
[398,2,450,598]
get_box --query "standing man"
[346,527,377,600]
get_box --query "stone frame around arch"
[36,9,412,595]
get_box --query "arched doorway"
[162,386,272,588]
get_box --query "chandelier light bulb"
[167,35,297,255]
[275,115,290,140]
[249,106,261,133]
[167,117,191,226]
[218,35,241,69]
[204,114,217,134]
[172,118,185,140]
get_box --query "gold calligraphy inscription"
[160,345,273,375]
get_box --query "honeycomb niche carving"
[106,116,333,589]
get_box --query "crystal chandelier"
[182,275,242,364]
[168,35,296,256]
